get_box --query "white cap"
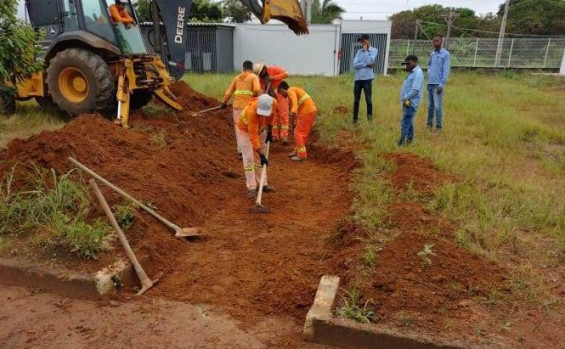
[253,61,265,75]
[257,94,274,116]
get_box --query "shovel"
[191,105,225,117]
[69,157,201,239]
[89,179,158,296]
[249,141,271,214]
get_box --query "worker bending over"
[222,60,261,157]
[277,82,317,162]
[253,62,290,144]
[237,95,277,199]
[109,0,135,27]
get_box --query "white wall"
[233,24,341,76]
[560,47,565,76]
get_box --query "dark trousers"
[353,79,373,122]
[398,106,416,146]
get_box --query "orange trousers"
[294,111,316,158]
[273,93,289,141]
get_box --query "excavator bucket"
[240,0,308,35]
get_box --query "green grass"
[0,100,65,148]
[336,288,378,324]
[0,164,112,259]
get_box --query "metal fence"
[390,38,565,69]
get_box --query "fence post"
[507,38,515,68]
[543,38,551,68]
[473,38,479,67]
[406,41,410,56]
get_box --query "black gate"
[340,33,388,75]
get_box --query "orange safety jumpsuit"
[236,98,277,190]
[109,4,135,24]
[260,66,289,142]
[222,71,261,154]
[287,87,316,159]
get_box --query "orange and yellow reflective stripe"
[234,90,253,96]
[298,94,311,106]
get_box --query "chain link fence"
[390,38,565,69]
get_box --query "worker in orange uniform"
[109,0,135,27]
[253,62,290,145]
[277,82,317,162]
[221,60,261,158]
[237,94,277,199]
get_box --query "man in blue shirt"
[399,55,424,146]
[427,35,451,134]
[353,34,378,123]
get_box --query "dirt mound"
[383,152,453,194]
[369,231,507,325]
[387,202,454,236]
[333,106,349,115]
[0,81,240,272]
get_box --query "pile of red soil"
[340,152,508,338]
[383,152,454,194]
[0,82,239,270]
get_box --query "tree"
[497,0,565,35]
[0,0,43,103]
[133,0,151,23]
[190,0,223,22]
[222,0,251,23]
[311,0,345,24]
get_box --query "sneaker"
[247,189,257,199]
[288,152,297,157]
[291,156,304,162]
[262,185,276,193]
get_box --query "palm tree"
[311,0,345,24]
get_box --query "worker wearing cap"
[237,95,277,198]
[277,82,316,161]
[399,55,424,146]
[222,60,261,157]
[353,34,378,124]
[253,62,290,144]
[109,0,135,27]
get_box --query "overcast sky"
[17,0,501,21]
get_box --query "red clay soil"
[0,82,355,338]
[383,152,454,194]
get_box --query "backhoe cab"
[11,0,307,127]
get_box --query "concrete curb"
[303,275,479,349]
[0,257,143,299]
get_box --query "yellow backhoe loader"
[5,0,307,128]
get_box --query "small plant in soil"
[417,243,436,265]
[151,130,168,148]
[114,201,137,230]
[336,289,378,324]
[363,244,378,267]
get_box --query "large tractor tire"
[46,48,115,116]
[35,96,58,110]
[130,89,153,111]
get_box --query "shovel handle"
[69,157,180,233]
[89,179,153,290]
[255,141,271,206]
[195,105,223,117]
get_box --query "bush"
[0,164,112,259]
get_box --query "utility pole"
[301,0,312,24]
[559,46,565,76]
[495,0,511,67]
[412,20,420,54]
[443,8,458,49]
